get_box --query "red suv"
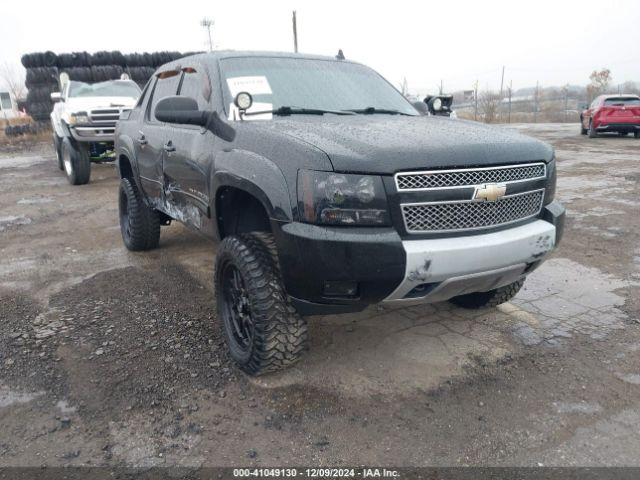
[580,94,640,138]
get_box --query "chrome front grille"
[395,163,546,191]
[402,190,545,233]
[89,108,130,125]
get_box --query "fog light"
[323,281,358,297]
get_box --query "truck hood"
[64,96,137,112]
[251,115,554,174]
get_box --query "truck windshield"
[220,56,418,116]
[68,81,141,99]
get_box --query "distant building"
[0,91,19,119]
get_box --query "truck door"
[136,71,181,201]
[162,66,216,224]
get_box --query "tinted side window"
[178,68,211,109]
[149,72,181,121]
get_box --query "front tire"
[580,117,588,135]
[118,177,161,251]
[588,120,597,138]
[60,137,91,184]
[52,132,63,170]
[449,279,524,309]
[215,232,307,375]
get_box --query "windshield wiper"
[344,107,414,116]
[244,106,356,116]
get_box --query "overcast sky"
[2,0,639,94]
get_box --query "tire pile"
[22,50,193,121]
[4,123,48,137]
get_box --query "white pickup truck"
[50,78,140,185]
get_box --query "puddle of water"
[616,373,640,385]
[511,258,628,345]
[56,399,77,414]
[0,385,43,408]
[555,402,602,414]
[0,215,32,231]
[0,155,50,169]
[17,197,54,205]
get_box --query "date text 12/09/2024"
[232,468,400,478]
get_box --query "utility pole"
[499,65,505,122]
[507,80,512,124]
[534,80,539,123]
[474,80,478,121]
[292,11,298,53]
[563,84,569,123]
[200,18,214,52]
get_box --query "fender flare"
[53,120,72,139]
[115,136,145,193]
[211,150,294,236]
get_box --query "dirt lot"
[1,124,639,468]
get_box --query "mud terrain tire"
[215,232,307,375]
[449,279,524,309]
[118,178,161,251]
[61,137,91,185]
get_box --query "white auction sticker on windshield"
[226,76,272,97]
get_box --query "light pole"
[201,18,214,52]
[292,11,298,53]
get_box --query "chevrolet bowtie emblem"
[474,183,507,202]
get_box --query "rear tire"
[449,279,524,309]
[60,137,91,185]
[588,120,597,138]
[635,131,639,139]
[118,177,161,251]
[214,232,307,376]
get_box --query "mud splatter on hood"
[247,115,554,174]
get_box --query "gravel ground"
[0,124,639,468]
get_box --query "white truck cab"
[50,76,140,185]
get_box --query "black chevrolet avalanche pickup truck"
[115,51,565,375]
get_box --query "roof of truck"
[158,50,355,71]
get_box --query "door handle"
[163,141,176,153]
[136,132,147,146]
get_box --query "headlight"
[69,112,90,125]
[298,170,390,226]
[432,98,442,111]
[544,158,557,204]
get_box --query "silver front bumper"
[384,219,556,304]
[70,125,116,142]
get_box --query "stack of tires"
[4,123,47,137]
[21,50,193,121]
[23,51,59,122]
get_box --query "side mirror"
[154,95,236,142]
[155,96,207,126]
[51,92,62,102]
